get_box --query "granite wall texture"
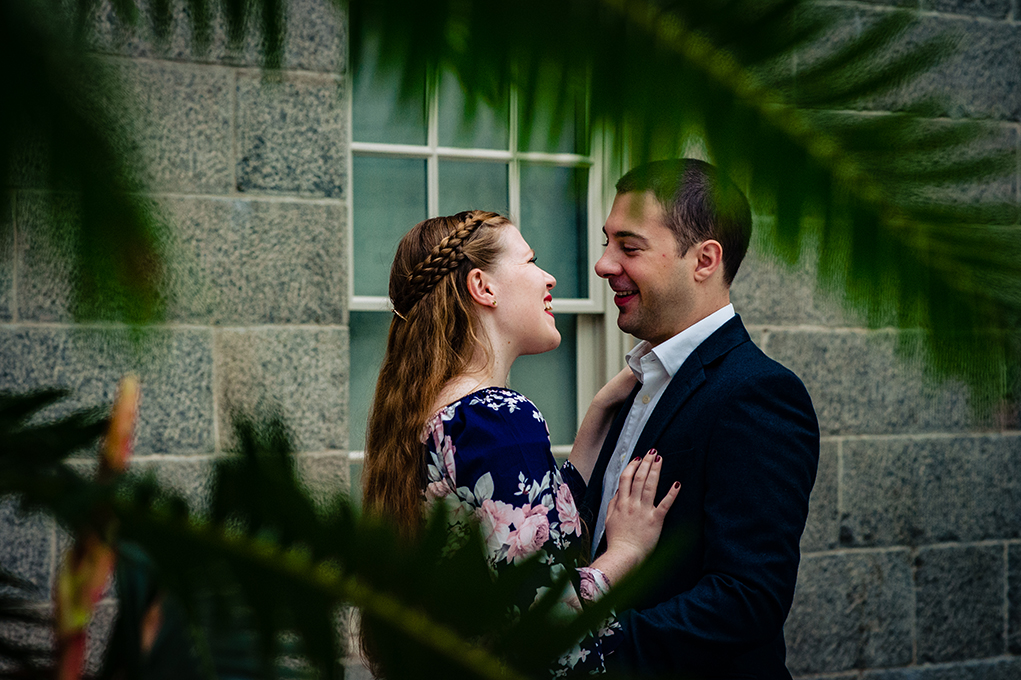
[753,3,1021,678]
[0,0,351,670]
[0,0,1018,678]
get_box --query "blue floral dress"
[422,387,620,676]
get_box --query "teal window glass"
[438,161,510,216]
[349,311,393,451]
[517,79,587,154]
[438,70,510,150]
[510,315,577,446]
[353,157,428,296]
[519,164,588,298]
[352,35,427,145]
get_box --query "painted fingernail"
[655,455,661,462]
[632,456,640,462]
[673,482,681,489]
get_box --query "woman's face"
[486,226,561,357]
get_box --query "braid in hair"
[397,214,487,318]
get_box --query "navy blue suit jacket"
[580,315,819,679]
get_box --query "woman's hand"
[602,450,680,572]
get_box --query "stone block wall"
[1,0,1019,678]
[742,4,1021,677]
[0,0,351,661]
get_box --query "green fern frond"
[350,0,1019,407]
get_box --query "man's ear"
[692,240,724,283]
[466,268,496,307]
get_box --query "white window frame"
[345,75,633,455]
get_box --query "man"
[581,159,820,678]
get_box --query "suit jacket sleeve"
[616,368,820,670]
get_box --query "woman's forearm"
[568,368,637,483]
[569,399,619,483]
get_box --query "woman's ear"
[466,268,497,307]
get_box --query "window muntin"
[348,61,608,452]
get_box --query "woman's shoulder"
[427,387,547,437]
[424,387,552,481]
[464,387,543,419]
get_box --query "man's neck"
[649,294,732,348]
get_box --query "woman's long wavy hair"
[362,210,511,537]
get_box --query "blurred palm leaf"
[1,0,172,325]
[6,0,1017,392]
[0,390,677,679]
[349,0,1021,409]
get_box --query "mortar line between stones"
[1005,542,1010,653]
[818,0,1016,25]
[10,191,18,323]
[759,328,770,354]
[808,107,1021,129]
[744,324,892,334]
[921,538,1015,550]
[211,328,221,455]
[802,545,912,558]
[48,518,57,597]
[231,68,239,195]
[838,431,1021,442]
[836,438,844,550]
[10,187,344,206]
[100,53,343,82]
[0,321,350,331]
[909,543,918,665]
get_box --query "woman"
[362,210,679,675]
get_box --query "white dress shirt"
[592,303,735,557]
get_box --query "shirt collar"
[626,304,735,381]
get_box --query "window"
[347,44,629,479]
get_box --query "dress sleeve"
[559,460,588,516]
[423,390,620,676]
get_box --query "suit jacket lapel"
[579,316,752,521]
[632,315,752,458]
[631,359,705,457]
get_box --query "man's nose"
[594,250,617,278]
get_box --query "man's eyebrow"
[605,229,649,243]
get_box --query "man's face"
[595,191,699,346]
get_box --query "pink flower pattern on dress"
[477,498,516,554]
[555,482,581,538]
[421,387,620,675]
[505,504,551,563]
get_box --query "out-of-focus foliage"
[0,0,171,325]
[350,0,1021,411]
[0,390,679,679]
[6,0,1019,406]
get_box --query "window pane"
[353,156,427,296]
[519,164,588,299]
[349,311,392,451]
[438,70,510,149]
[518,80,587,154]
[352,35,427,145]
[510,315,577,446]
[438,161,509,216]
